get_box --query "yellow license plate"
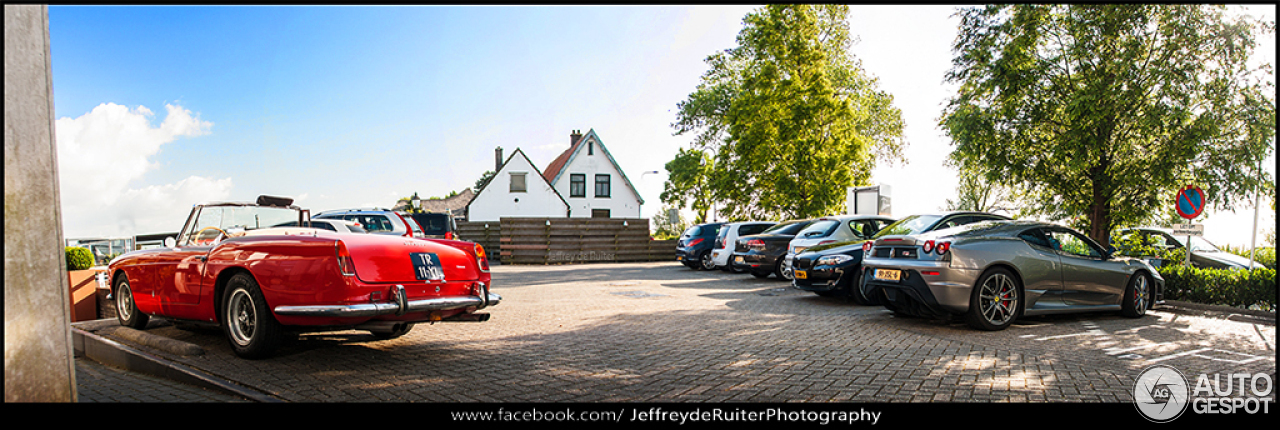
[677,256,683,261]
[874,269,901,282]
[795,270,807,279]
[735,256,744,263]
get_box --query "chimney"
[570,129,583,146]
[495,146,503,171]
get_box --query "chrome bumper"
[274,283,501,318]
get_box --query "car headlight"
[816,254,853,267]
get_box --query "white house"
[466,147,570,222]
[542,129,644,219]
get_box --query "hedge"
[65,246,94,271]
[1158,264,1276,311]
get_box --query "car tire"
[370,323,415,340]
[964,268,1021,331]
[699,251,716,270]
[775,260,792,280]
[114,274,149,329]
[1120,272,1150,318]
[848,272,880,306]
[222,272,284,359]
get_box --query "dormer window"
[588,140,594,155]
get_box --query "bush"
[65,246,94,271]
[1159,264,1276,311]
[1221,245,1276,269]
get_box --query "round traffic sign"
[1175,185,1205,219]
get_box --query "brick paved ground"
[77,261,1275,404]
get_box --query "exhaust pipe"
[444,313,490,322]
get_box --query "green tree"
[660,148,715,223]
[671,4,906,221]
[942,4,1275,246]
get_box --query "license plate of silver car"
[874,269,901,282]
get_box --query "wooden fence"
[458,218,676,264]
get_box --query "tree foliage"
[942,4,1276,245]
[668,5,906,221]
[660,148,715,223]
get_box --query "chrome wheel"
[117,282,134,322]
[222,272,283,359]
[699,252,715,270]
[966,268,1020,331]
[226,288,257,346]
[1121,273,1150,318]
[114,275,148,329]
[1133,276,1148,312]
[978,273,1018,326]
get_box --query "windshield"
[182,205,301,246]
[1173,235,1222,253]
[873,215,942,238]
[797,220,839,238]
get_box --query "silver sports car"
[860,220,1164,331]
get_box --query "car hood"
[802,239,868,255]
[1194,250,1264,269]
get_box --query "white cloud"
[56,102,230,237]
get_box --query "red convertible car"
[107,196,499,359]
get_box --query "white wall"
[467,150,567,222]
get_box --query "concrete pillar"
[5,4,77,402]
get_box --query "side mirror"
[164,237,176,248]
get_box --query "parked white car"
[710,221,777,272]
[782,215,895,280]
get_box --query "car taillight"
[818,240,835,246]
[688,238,704,247]
[474,243,490,272]
[446,231,454,240]
[746,239,766,249]
[923,240,950,255]
[862,241,873,252]
[335,241,357,276]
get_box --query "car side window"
[1046,229,1102,258]
[1018,228,1053,250]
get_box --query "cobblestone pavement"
[77,261,1275,403]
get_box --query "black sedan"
[730,219,815,279]
[793,211,1009,304]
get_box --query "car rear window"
[739,223,773,236]
[412,214,452,235]
[764,221,810,235]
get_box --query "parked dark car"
[407,212,460,240]
[788,215,897,302]
[676,222,725,270]
[1113,227,1263,270]
[798,211,1009,304]
[730,219,816,279]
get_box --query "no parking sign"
[1175,185,1205,220]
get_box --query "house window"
[594,174,611,198]
[588,139,594,155]
[510,172,526,193]
[570,174,586,198]
[592,209,611,218]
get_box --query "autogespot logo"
[1134,365,1190,423]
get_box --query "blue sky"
[48,5,1274,248]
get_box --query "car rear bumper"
[274,283,501,318]
[861,262,974,318]
[730,252,780,271]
